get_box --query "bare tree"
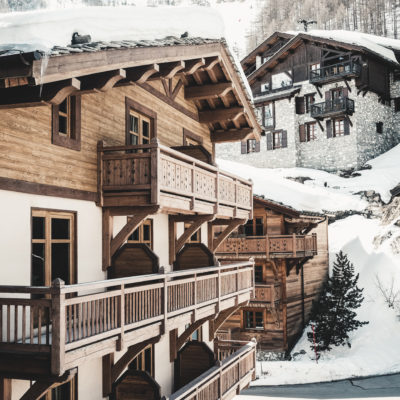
[375,274,400,310]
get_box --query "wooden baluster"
[293,233,297,257]
[163,274,168,334]
[6,305,10,343]
[118,284,125,351]
[21,305,26,344]
[14,305,18,343]
[68,305,72,343]
[29,307,34,344]
[50,278,66,376]
[78,303,82,340]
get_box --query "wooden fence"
[98,141,253,211]
[169,340,256,400]
[0,261,254,375]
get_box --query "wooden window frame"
[247,139,257,153]
[125,97,157,145]
[184,222,201,243]
[243,309,265,330]
[272,131,282,149]
[51,95,81,151]
[333,118,345,137]
[36,375,77,400]
[263,102,274,128]
[239,217,264,237]
[306,122,317,141]
[305,93,316,113]
[31,208,77,287]
[185,324,203,342]
[127,218,153,250]
[129,343,154,377]
[183,128,203,146]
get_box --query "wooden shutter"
[266,132,273,150]
[342,87,349,98]
[295,97,305,114]
[255,140,260,152]
[325,91,331,101]
[241,141,247,154]
[326,120,333,138]
[299,124,306,142]
[281,131,288,148]
[344,118,350,135]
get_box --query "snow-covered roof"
[0,6,225,55]
[288,29,400,65]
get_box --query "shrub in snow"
[307,251,368,353]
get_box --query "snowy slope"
[251,215,400,386]
[217,143,400,212]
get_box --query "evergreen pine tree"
[307,251,368,353]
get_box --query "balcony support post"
[51,278,65,377]
[292,233,297,258]
[117,284,125,351]
[150,139,161,204]
[162,271,168,335]
[102,208,113,271]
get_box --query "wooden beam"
[184,58,205,75]
[204,56,221,71]
[80,69,126,92]
[210,128,253,143]
[185,82,233,101]
[176,317,211,356]
[175,215,214,254]
[110,336,160,386]
[102,209,113,271]
[20,369,76,400]
[0,78,80,109]
[110,207,159,258]
[151,61,185,80]
[169,329,178,363]
[171,79,184,100]
[198,107,244,124]
[0,378,11,400]
[212,218,246,252]
[169,215,177,265]
[125,64,159,84]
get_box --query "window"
[333,118,345,136]
[127,219,153,249]
[305,93,316,113]
[273,131,282,149]
[39,376,77,400]
[184,222,201,243]
[125,98,156,147]
[32,210,76,287]
[130,344,154,377]
[239,218,264,236]
[247,139,257,153]
[254,265,263,283]
[331,88,343,101]
[394,98,400,112]
[271,71,292,89]
[264,103,274,127]
[185,324,202,341]
[244,310,264,329]
[260,83,270,93]
[310,63,320,72]
[183,129,203,146]
[376,121,383,134]
[52,95,81,150]
[306,122,317,141]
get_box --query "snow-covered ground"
[219,146,400,388]
[217,143,400,211]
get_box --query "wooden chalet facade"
[217,30,400,172]
[0,34,261,400]
[214,197,329,351]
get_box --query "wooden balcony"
[310,97,355,119]
[216,234,317,259]
[254,283,281,304]
[309,60,361,84]
[169,340,256,400]
[0,262,254,380]
[97,141,252,219]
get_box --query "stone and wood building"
[214,197,329,352]
[0,33,262,400]
[217,31,400,172]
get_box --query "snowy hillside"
[219,146,400,387]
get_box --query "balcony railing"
[0,261,254,378]
[216,234,317,259]
[310,97,355,119]
[98,140,252,218]
[309,60,361,84]
[169,340,256,400]
[253,84,294,98]
[254,283,281,304]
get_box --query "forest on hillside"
[247,0,400,51]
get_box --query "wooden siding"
[0,80,210,194]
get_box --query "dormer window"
[52,95,81,150]
[261,83,270,93]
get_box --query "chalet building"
[0,33,262,400]
[217,31,400,172]
[214,197,329,352]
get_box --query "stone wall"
[217,74,400,172]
